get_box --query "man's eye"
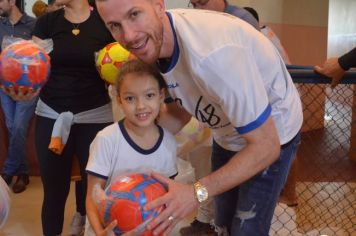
[130,10,139,19]
[109,23,121,31]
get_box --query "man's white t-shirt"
[159,9,303,151]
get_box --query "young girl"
[85,60,177,236]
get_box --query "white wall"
[328,0,356,57]
[24,0,37,17]
[232,0,328,26]
[165,0,190,9]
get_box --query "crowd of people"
[0,0,354,236]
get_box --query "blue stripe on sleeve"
[235,105,272,134]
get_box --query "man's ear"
[152,0,165,18]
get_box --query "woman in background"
[32,0,114,235]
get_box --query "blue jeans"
[212,133,301,236]
[0,89,38,175]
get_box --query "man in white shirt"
[95,1,303,235]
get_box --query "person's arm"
[86,128,121,235]
[158,102,192,134]
[314,57,346,88]
[314,47,356,88]
[86,175,117,236]
[338,47,356,71]
[145,116,280,235]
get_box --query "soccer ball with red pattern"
[0,41,50,92]
[100,173,166,235]
[96,42,135,84]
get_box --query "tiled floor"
[1,167,354,235]
[1,177,77,236]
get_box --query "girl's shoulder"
[160,126,177,146]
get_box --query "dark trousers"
[35,115,111,236]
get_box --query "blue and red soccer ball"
[100,173,166,236]
[0,41,50,92]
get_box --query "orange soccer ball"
[0,40,50,92]
[100,173,166,236]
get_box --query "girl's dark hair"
[115,60,167,93]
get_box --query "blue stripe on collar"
[118,119,164,155]
[156,12,180,73]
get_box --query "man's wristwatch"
[193,181,209,203]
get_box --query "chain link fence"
[270,67,356,236]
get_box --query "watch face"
[197,188,208,202]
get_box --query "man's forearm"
[158,103,192,134]
[199,117,280,197]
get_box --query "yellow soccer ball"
[96,42,135,84]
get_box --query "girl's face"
[117,73,164,128]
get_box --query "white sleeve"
[86,131,114,179]
[162,129,178,178]
[197,45,271,134]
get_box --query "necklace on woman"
[72,23,80,36]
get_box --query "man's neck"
[219,0,228,12]
[160,12,175,59]
[8,8,23,25]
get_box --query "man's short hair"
[243,7,259,22]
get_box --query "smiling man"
[95,0,303,235]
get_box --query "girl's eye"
[147,93,155,99]
[125,96,134,102]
